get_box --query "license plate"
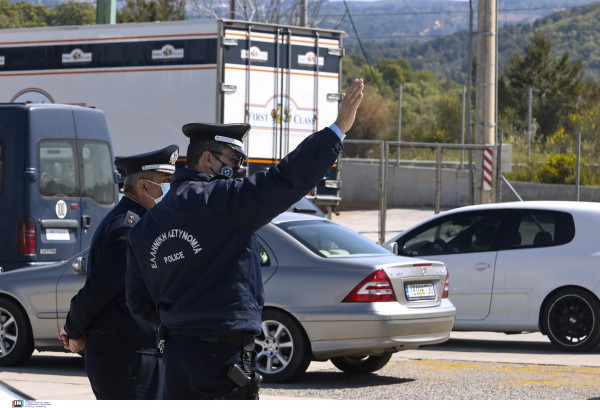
[46,228,70,241]
[405,283,435,300]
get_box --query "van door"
[72,107,117,251]
[28,105,117,264]
[30,106,83,263]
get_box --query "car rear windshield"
[276,219,392,258]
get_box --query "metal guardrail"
[341,140,505,244]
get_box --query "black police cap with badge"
[115,144,179,177]
[182,123,250,178]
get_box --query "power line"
[341,0,384,95]
[330,3,599,42]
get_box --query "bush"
[537,154,583,184]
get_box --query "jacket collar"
[121,195,148,216]
[171,167,216,185]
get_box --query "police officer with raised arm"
[59,145,179,400]
[126,79,364,399]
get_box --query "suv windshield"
[276,219,392,258]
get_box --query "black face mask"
[210,154,239,178]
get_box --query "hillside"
[319,0,596,45]
[344,1,600,83]
[11,0,598,41]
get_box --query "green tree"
[48,1,95,26]
[374,57,413,89]
[341,53,463,151]
[117,0,186,23]
[0,0,49,28]
[499,30,585,139]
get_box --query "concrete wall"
[500,181,600,203]
[339,159,600,209]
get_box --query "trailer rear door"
[219,22,343,204]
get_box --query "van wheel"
[542,289,600,352]
[255,310,311,383]
[0,299,34,366]
[330,353,392,374]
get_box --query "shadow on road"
[263,371,414,392]
[424,337,600,355]
[2,353,85,376]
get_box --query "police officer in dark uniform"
[59,144,179,400]
[125,79,364,399]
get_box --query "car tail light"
[442,269,450,299]
[18,216,36,255]
[342,269,397,302]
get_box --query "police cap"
[115,144,179,176]
[182,123,250,159]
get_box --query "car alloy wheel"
[543,288,600,352]
[0,299,34,366]
[255,310,310,383]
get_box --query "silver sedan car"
[0,212,455,383]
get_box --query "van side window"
[81,142,114,205]
[39,141,77,197]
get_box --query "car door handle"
[81,215,91,229]
[474,262,491,271]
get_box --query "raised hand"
[334,78,364,134]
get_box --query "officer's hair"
[123,170,154,194]
[186,139,223,169]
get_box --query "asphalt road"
[1,331,599,401]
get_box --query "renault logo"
[421,267,427,276]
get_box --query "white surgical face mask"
[145,179,170,204]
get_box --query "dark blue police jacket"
[126,127,343,338]
[65,196,156,352]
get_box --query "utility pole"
[527,87,532,159]
[467,0,474,205]
[96,0,116,24]
[474,0,497,204]
[397,83,402,164]
[300,0,308,26]
[230,0,236,20]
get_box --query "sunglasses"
[210,150,244,167]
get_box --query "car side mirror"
[72,256,87,275]
[391,242,399,255]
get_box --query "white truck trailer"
[0,19,344,211]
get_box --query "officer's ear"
[196,150,214,172]
[137,177,150,194]
[202,150,213,164]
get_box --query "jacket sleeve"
[216,127,343,233]
[125,236,161,325]
[63,221,130,340]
